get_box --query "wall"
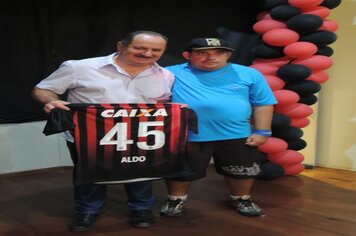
[315,0,356,171]
[0,121,72,174]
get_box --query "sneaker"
[130,209,155,228]
[232,197,262,217]
[160,198,185,217]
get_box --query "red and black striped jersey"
[43,103,197,184]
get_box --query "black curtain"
[0,0,264,123]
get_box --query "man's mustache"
[136,54,153,59]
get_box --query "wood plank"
[0,166,355,235]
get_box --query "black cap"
[187,38,235,52]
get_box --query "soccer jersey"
[168,63,277,141]
[43,103,197,184]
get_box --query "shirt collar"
[97,53,118,68]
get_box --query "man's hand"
[32,87,70,114]
[245,134,268,146]
[44,100,70,114]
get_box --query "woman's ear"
[182,51,190,60]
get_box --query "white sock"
[168,195,188,201]
[230,195,251,201]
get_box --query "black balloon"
[298,94,318,105]
[270,5,301,21]
[258,162,285,180]
[272,113,291,130]
[260,152,269,164]
[252,43,285,58]
[263,0,289,10]
[320,0,342,9]
[284,80,322,95]
[316,45,334,57]
[277,64,312,82]
[300,30,337,46]
[288,139,307,151]
[287,14,324,34]
[272,126,304,141]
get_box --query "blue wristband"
[253,129,272,137]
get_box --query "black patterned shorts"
[170,138,263,180]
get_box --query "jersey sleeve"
[42,108,75,135]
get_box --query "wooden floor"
[1,166,356,236]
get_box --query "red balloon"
[288,0,324,9]
[264,75,286,90]
[302,6,331,18]
[256,11,272,21]
[253,57,290,67]
[320,19,339,32]
[283,163,305,175]
[263,29,300,47]
[250,64,279,75]
[268,150,305,165]
[273,90,300,107]
[253,19,287,35]
[307,70,329,84]
[258,137,288,154]
[292,55,334,71]
[284,42,318,59]
[291,117,310,128]
[274,103,313,118]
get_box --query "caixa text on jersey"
[101,108,168,118]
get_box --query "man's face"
[119,34,167,66]
[184,49,232,71]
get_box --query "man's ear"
[182,51,190,60]
[116,42,124,53]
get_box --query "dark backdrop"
[0,0,264,123]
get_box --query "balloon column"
[251,0,341,180]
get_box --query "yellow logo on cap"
[205,38,221,46]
